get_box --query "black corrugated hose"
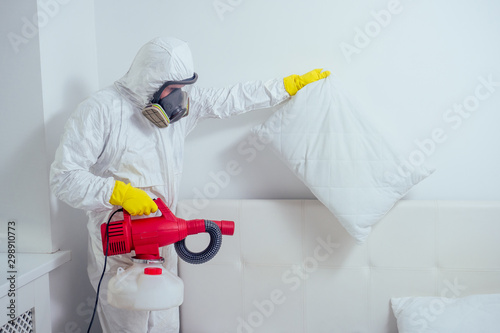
[174,220,222,264]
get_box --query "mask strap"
[151,73,199,103]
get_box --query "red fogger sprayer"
[86,197,235,320]
[100,198,235,264]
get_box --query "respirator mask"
[142,73,198,128]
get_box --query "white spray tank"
[107,258,183,310]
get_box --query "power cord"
[87,208,123,333]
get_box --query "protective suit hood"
[115,37,195,107]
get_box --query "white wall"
[94,0,500,203]
[0,1,53,252]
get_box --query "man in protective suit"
[50,37,329,332]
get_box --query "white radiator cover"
[177,200,500,333]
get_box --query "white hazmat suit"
[50,37,290,332]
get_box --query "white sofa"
[177,200,500,333]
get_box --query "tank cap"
[144,267,162,275]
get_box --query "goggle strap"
[151,73,198,103]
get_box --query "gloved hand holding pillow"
[284,68,331,96]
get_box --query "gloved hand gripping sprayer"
[99,198,234,311]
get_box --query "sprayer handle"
[153,198,178,219]
[122,208,131,223]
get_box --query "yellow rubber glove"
[283,68,331,96]
[109,180,158,215]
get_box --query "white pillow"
[391,294,500,333]
[252,76,433,243]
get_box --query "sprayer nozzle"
[214,220,235,236]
